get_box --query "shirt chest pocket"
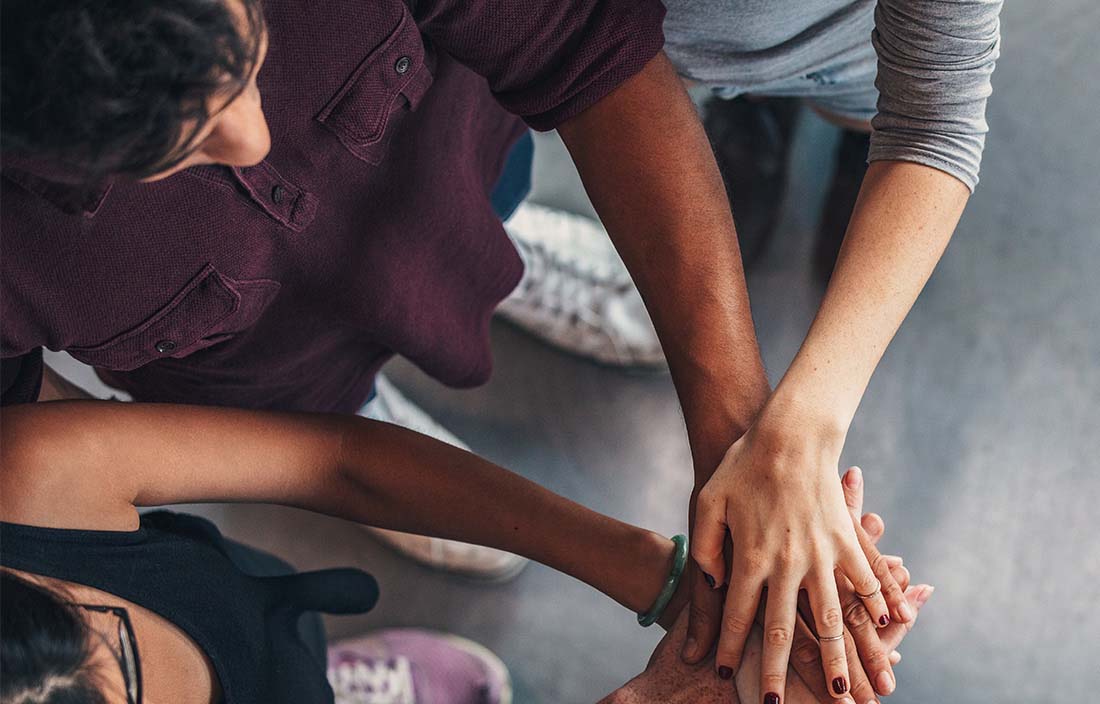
[68,264,280,372]
[315,7,434,165]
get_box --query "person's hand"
[787,467,929,703]
[605,570,933,704]
[687,410,912,703]
[738,584,933,704]
[600,607,734,704]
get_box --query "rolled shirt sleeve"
[869,0,1003,191]
[414,0,667,130]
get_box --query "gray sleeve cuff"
[869,0,1004,192]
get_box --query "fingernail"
[764,693,781,704]
[845,467,863,487]
[876,670,895,695]
[705,572,716,589]
[917,586,935,605]
[718,666,733,680]
[832,677,848,694]
[878,614,890,627]
[898,601,915,622]
[681,637,697,661]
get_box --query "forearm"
[769,161,969,437]
[557,52,770,476]
[1,401,674,615]
[329,417,675,612]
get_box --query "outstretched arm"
[556,50,773,678]
[557,51,771,473]
[683,0,1001,693]
[0,401,674,616]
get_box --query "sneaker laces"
[328,657,417,704]
[510,236,634,332]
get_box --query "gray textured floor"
[45,1,1100,701]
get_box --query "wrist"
[756,383,849,453]
[624,530,678,615]
[683,377,770,481]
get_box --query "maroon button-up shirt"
[1,0,665,411]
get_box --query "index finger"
[841,466,865,521]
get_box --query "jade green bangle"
[637,534,688,627]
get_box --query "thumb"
[841,466,864,521]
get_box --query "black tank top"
[0,511,378,703]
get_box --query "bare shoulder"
[0,401,139,530]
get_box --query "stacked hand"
[686,409,914,703]
[604,468,932,704]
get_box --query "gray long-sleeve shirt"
[663,0,1003,190]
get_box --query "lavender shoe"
[328,629,512,704]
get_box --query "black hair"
[0,571,108,704]
[1,0,265,181]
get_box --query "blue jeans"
[490,131,534,221]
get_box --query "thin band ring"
[855,585,881,600]
[818,633,845,643]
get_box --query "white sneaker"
[359,375,528,582]
[498,202,667,370]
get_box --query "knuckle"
[774,544,802,570]
[854,572,881,594]
[792,640,822,668]
[818,606,844,631]
[690,544,713,565]
[849,677,877,702]
[843,599,872,628]
[697,485,720,507]
[741,549,769,573]
[832,526,855,547]
[880,573,903,596]
[862,645,888,668]
[765,625,792,648]
[689,602,714,629]
[722,611,754,634]
[774,553,797,573]
[761,672,787,691]
[869,552,890,576]
[825,653,848,671]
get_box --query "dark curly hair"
[1,0,265,181]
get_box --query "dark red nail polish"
[705,573,716,588]
[832,677,848,694]
[718,666,733,680]
[879,614,890,627]
[764,693,780,704]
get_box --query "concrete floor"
[45,1,1100,701]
